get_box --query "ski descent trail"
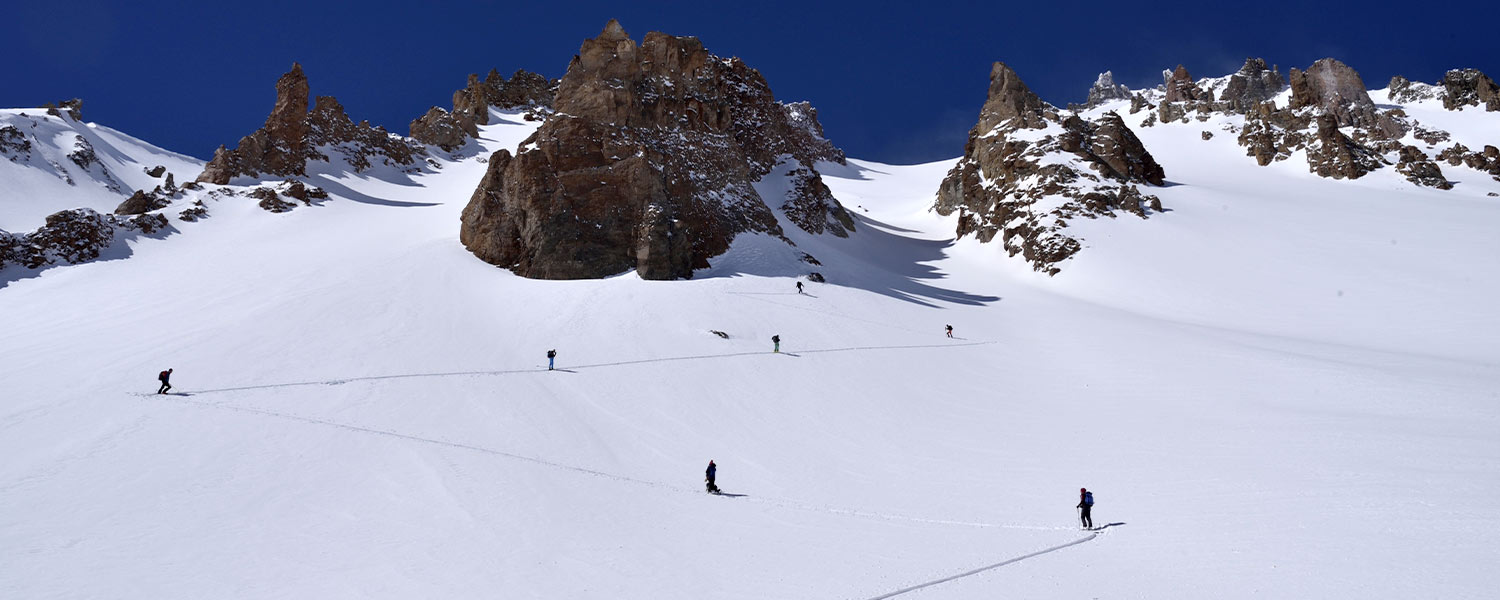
[862,532,1101,600]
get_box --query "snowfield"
[2,99,1498,599]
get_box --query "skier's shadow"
[548,369,579,373]
[716,492,748,498]
[1091,522,1127,531]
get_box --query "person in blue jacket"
[705,460,720,494]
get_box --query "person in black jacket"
[157,368,173,394]
[772,335,780,353]
[705,460,720,494]
[547,349,556,371]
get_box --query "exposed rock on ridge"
[1442,69,1500,112]
[197,63,422,184]
[1084,71,1131,108]
[410,70,557,151]
[935,62,1165,275]
[459,21,850,280]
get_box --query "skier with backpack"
[705,460,720,494]
[771,335,780,353]
[945,324,954,338]
[547,349,556,371]
[1077,487,1094,529]
[157,368,173,394]
[796,281,804,294]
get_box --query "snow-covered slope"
[0,109,202,232]
[1,91,1498,600]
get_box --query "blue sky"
[10,0,1497,164]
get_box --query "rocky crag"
[197,64,423,184]
[410,70,557,151]
[1132,57,1500,188]
[935,62,1165,275]
[459,21,852,280]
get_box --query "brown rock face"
[779,166,855,238]
[935,65,1164,275]
[198,63,420,184]
[1395,146,1453,189]
[410,69,556,149]
[977,62,1051,131]
[458,21,849,280]
[1219,58,1284,113]
[1164,65,1203,103]
[1305,114,1383,180]
[1442,69,1500,111]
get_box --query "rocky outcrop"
[1084,71,1131,107]
[197,63,421,184]
[1164,65,1204,103]
[1388,75,1439,103]
[935,62,1165,275]
[1305,114,1384,180]
[1441,69,1500,111]
[779,166,855,237]
[114,189,170,215]
[410,69,556,150]
[0,209,167,271]
[1,125,32,160]
[43,99,83,121]
[1221,58,1403,179]
[1437,143,1500,180]
[458,21,850,280]
[1219,58,1284,113]
[1394,146,1452,189]
[977,62,1052,131]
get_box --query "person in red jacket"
[157,368,173,394]
[1077,487,1094,529]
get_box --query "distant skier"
[796,281,804,294]
[705,460,720,494]
[157,368,173,394]
[547,349,556,371]
[772,335,780,353]
[1077,487,1094,529]
[945,324,954,338]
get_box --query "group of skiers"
[148,277,1095,525]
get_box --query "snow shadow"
[820,214,1001,308]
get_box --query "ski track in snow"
[170,341,996,396]
[143,391,1069,534]
[862,531,1102,600]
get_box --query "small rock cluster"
[1,209,167,271]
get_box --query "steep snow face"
[0,109,203,231]
[2,85,1499,600]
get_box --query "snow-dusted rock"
[459,20,850,280]
[935,62,1164,275]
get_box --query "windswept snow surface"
[2,105,1499,599]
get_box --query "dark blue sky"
[10,0,1497,164]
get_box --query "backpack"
[1083,491,1094,506]
[158,370,169,381]
[547,350,556,358]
